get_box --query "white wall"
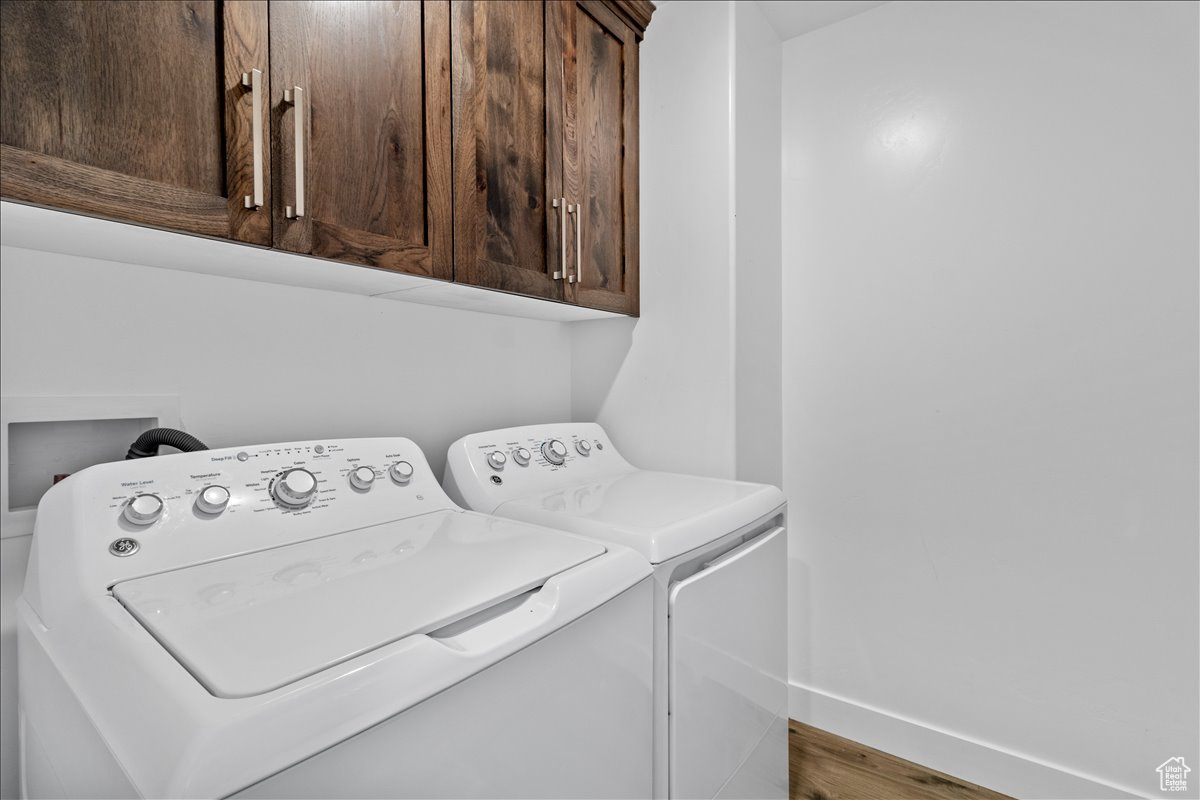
[782,2,1199,798]
[571,0,783,485]
[733,1,783,487]
[572,0,736,477]
[0,245,572,799]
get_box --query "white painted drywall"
[571,0,783,486]
[571,0,737,478]
[0,245,572,799]
[733,0,783,487]
[757,0,888,41]
[782,2,1199,798]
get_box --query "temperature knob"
[390,461,414,484]
[541,439,568,465]
[575,440,592,456]
[487,451,507,470]
[195,485,231,515]
[273,468,318,507]
[513,447,532,466]
[123,493,164,526]
[349,466,376,491]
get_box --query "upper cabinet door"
[564,0,639,315]
[451,0,567,301]
[0,0,271,245]
[270,0,452,279]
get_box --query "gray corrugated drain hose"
[125,428,209,460]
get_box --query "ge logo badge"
[1157,757,1190,793]
[490,475,503,485]
[109,538,139,557]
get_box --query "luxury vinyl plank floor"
[789,720,1014,800]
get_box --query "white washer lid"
[495,471,785,563]
[112,510,603,698]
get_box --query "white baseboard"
[788,682,1144,800]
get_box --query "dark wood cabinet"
[269,0,452,278]
[564,0,640,315]
[0,0,271,245]
[452,0,648,314]
[1,0,651,314]
[450,0,567,302]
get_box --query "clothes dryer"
[445,423,787,800]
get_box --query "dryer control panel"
[29,437,457,594]
[443,423,637,513]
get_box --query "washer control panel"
[34,437,455,587]
[444,423,635,512]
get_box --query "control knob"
[390,461,414,484]
[541,439,568,465]
[513,447,532,466]
[195,485,231,515]
[273,468,318,507]
[487,451,507,470]
[349,466,376,491]
[123,493,164,526]
[575,440,592,456]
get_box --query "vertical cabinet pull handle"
[283,86,306,219]
[552,198,566,280]
[568,202,581,284]
[240,69,263,210]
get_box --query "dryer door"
[668,526,788,799]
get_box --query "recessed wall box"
[1,396,181,538]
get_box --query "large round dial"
[541,439,568,465]
[195,485,231,515]
[123,493,164,525]
[273,468,318,507]
[349,466,376,491]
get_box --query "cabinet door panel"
[271,0,451,278]
[566,1,638,314]
[452,0,565,300]
[0,0,270,243]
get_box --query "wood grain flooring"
[789,720,1014,800]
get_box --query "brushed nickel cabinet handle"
[568,202,581,284]
[552,198,566,280]
[283,86,306,219]
[240,68,263,210]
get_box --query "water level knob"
[575,439,592,456]
[487,451,507,470]
[123,493,164,525]
[273,468,318,507]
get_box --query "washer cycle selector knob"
[487,451,507,470]
[513,447,532,466]
[123,493,164,525]
[541,439,568,465]
[575,439,592,456]
[195,485,231,515]
[390,461,414,484]
[349,466,376,490]
[273,468,318,507]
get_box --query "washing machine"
[17,437,653,799]
[444,423,788,800]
